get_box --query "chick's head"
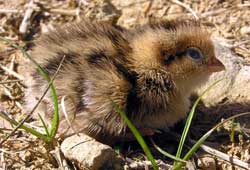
[129,19,225,97]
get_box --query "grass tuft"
[0,36,59,143]
[173,79,224,168]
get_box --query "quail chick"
[24,19,225,143]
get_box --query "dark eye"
[186,47,203,60]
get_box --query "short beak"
[207,57,225,72]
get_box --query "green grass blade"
[174,79,223,168]
[112,102,159,170]
[0,111,50,141]
[150,138,187,163]
[38,113,50,137]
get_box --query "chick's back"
[25,21,133,141]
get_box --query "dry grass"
[0,0,249,169]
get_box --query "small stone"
[240,26,250,35]
[168,5,183,14]
[19,150,32,162]
[61,133,123,170]
[198,156,216,170]
[83,0,121,23]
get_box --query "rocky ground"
[0,0,250,169]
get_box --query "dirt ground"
[0,0,250,169]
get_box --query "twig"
[0,151,6,170]
[197,143,250,169]
[76,0,83,21]
[82,0,90,6]
[0,148,23,155]
[200,4,250,18]
[2,85,14,100]
[217,40,250,48]
[0,55,66,146]
[0,64,24,80]
[0,9,19,14]
[15,101,23,110]
[19,0,35,34]
[143,0,154,17]
[237,3,250,7]
[0,7,76,16]
[200,8,227,18]
[0,80,22,84]
[48,8,76,16]
[170,0,199,20]
[9,55,15,71]
[228,40,250,48]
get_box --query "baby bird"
[24,19,224,143]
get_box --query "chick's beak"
[207,56,225,72]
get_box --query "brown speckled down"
[24,19,224,144]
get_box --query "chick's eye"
[186,47,203,60]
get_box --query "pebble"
[61,133,123,170]
[240,26,250,35]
